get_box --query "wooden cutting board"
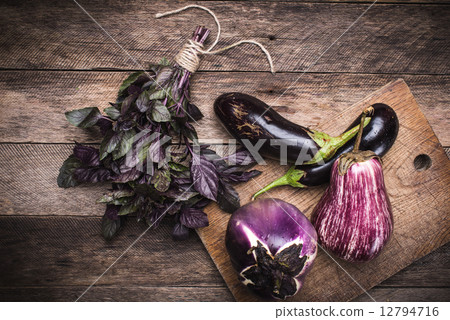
[197,79,450,302]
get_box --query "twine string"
[156,4,275,74]
[173,40,205,73]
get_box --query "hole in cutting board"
[413,154,432,171]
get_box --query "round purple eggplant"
[225,198,317,300]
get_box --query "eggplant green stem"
[304,117,371,165]
[353,106,373,152]
[251,166,306,200]
[252,110,374,199]
[337,106,376,176]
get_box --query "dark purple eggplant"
[252,103,399,199]
[214,93,370,166]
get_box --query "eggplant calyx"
[304,117,371,165]
[338,150,380,176]
[251,166,305,200]
[240,241,306,299]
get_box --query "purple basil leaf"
[170,148,189,163]
[120,145,139,169]
[191,153,219,201]
[121,93,138,115]
[97,191,133,206]
[161,187,197,201]
[184,195,204,207]
[136,198,149,222]
[146,208,166,229]
[171,165,191,180]
[168,161,189,172]
[169,118,181,133]
[109,102,120,110]
[136,91,151,112]
[220,165,244,174]
[213,160,228,172]
[150,168,171,192]
[112,129,136,160]
[74,167,111,183]
[173,177,192,185]
[152,101,171,122]
[144,162,154,178]
[180,122,198,141]
[157,57,171,67]
[133,184,162,202]
[65,107,102,128]
[142,79,155,90]
[96,118,113,135]
[127,84,142,96]
[117,119,135,131]
[99,131,122,160]
[180,207,209,229]
[112,182,129,191]
[165,202,182,216]
[186,102,204,121]
[135,74,153,86]
[113,167,142,183]
[111,163,121,175]
[222,169,262,183]
[221,149,256,166]
[155,66,173,87]
[148,89,166,101]
[105,204,120,220]
[201,149,227,171]
[148,138,165,163]
[197,147,226,169]
[117,71,145,97]
[57,155,82,188]
[118,202,138,216]
[73,144,100,167]
[102,209,121,240]
[172,222,189,241]
[217,181,240,213]
[104,106,121,120]
[192,198,212,210]
[200,148,221,161]
[127,129,153,167]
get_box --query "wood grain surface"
[197,79,450,301]
[0,72,449,145]
[0,216,448,302]
[1,1,449,74]
[0,0,449,302]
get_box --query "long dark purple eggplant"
[214,93,370,166]
[252,103,399,199]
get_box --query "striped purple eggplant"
[225,198,317,300]
[312,158,393,262]
[312,107,394,262]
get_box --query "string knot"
[175,39,204,73]
[156,5,275,74]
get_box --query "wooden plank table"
[0,0,448,301]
